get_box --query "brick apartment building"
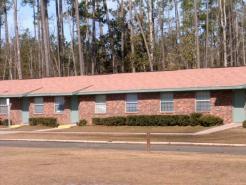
[0,67,245,125]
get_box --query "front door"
[233,90,246,123]
[70,96,79,124]
[22,98,29,125]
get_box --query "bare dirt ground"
[0,147,246,185]
[1,127,246,144]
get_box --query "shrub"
[29,117,58,127]
[199,115,223,127]
[0,119,12,126]
[93,115,190,127]
[93,116,126,126]
[127,115,157,126]
[92,114,223,127]
[243,120,246,128]
[190,113,203,126]
[77,119,87,126]
[175,115,191,126]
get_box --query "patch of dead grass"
[1,127,246,144]
[0,147,246,185]
[55,125,205,133]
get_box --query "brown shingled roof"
[0,67,246,97]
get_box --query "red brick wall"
[79,91,233,124]
[2,90,233,125]
[0,98,22,124]
[29,97,71,124]
[210,91,233,123]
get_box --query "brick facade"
[0,98,22,124]
[0,90,233,125]
[79,90,233,124]
[29,97,71,124]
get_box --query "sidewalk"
[194,123,242,135]
[1,138,246,147]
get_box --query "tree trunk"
[74,0,85,75]
[37,0,44,77]
[135,13,151,71]
[194,0,200,68]
[40,0,51,76]
[147,0,154,71]
[69,14,77,76]
[241,0,246,66]
[91,0,96,75]
[205,0,209,68]
[129,0,135,72]
[173,0,184,68]
[13,0,22,79]
[55,0,61,76]
[160,0,165,70]
[55,0,65,76]
[4,1,12,80]
[120,0,125,72]
[219,0,228,67]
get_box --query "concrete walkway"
[194,123,242,135]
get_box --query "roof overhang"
[0,84,245,98]
[76,84,246,95]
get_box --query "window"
[161,93,174,112]
[55,97,65,113]
[34,97,44,114]
[196,91,211,112]
[126,94,138,113]
[0,98,7,114]
[95,95,106,114]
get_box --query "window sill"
[95,113,107,115]
[54,112,64,115]
[160,111,175,114]
[125,112,138,114]
[33,113,44,115]
[195,111,210,113]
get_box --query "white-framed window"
[95,95,106,114]
[34,97,44,114]
[161,92,174,112]
[55,96,65,113]
[0,98,7,114]
[126,94,138,113]
[196,91,211,112]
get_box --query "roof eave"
[76,85,246,95]
[0,85,245,98]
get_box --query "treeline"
[0,0,245,80]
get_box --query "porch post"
[7,98,11,127]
